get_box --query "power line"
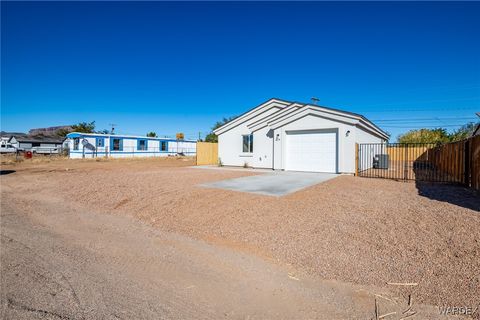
[360,106,479,113]
[381,124,465,128]
[357,96,480,109]
[372,117,477,122]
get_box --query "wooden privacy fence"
[386,145,431,161]
[196,142,218,165]
[357,136,480,190]
[425,135,480,189]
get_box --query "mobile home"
[66,132,196,159]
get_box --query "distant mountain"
[29,125,72,136]
[1,131,28,137]
[2,125,73,139]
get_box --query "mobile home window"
[137,139,147,151]
[73,138,79,150]
[242,134,253,153]
[112,138,122,151]
[160,141,167,151]
[96,138,105,147]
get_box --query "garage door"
[285,130,337,173]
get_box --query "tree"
[97,129,110,134]
[146,132,157,137]
[55,128,72,137]
[449,122,478,142]
[71,121,96,133]
[205,116,237,143]
[397,121,480,144]
[397,128,450,144]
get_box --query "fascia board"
[269,105,358,128]
[269,108,359,130]
[214,99,290,135]
[248,103,302,131]
[357,119,390,140]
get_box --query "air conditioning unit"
[373,154,389,169]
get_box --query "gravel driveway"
[1,158,479,318]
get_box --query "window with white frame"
[242,134,253,153]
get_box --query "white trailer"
[66,132,197,159]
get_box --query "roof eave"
[213,98,292,135]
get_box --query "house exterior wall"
[12,142,62,150]
[8,137,64,151]
[218,107,281,168]
[19,143,32,149]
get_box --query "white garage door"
[285,130,337,173]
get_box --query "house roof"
[214,97,389,139]
[8,136,65,144]
[213,98,292,135]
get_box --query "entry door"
[285,130,337,173]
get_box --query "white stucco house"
[214,98,389,174]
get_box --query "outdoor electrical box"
[373,154,389,169]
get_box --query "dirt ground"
[1,157,479,318]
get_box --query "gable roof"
[214,97,389,139]
[248,103,303,132]
[267,104,388,140]
[213,98,292,135]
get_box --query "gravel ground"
[2,158,479,311]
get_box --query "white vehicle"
[0,143,18,153]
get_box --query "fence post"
[403,144,408,181]
[355,143,359,176]
[464,139,470,187]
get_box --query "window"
[32,142,41,147]
[96,138,105,148]
[112,138,122,151]
[137,139,147,151]
[242,134,253,153]
[73,138,79,150]
[160,141,167,151]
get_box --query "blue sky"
[2,2,479,141]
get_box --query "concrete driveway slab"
[200,171,339,196]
